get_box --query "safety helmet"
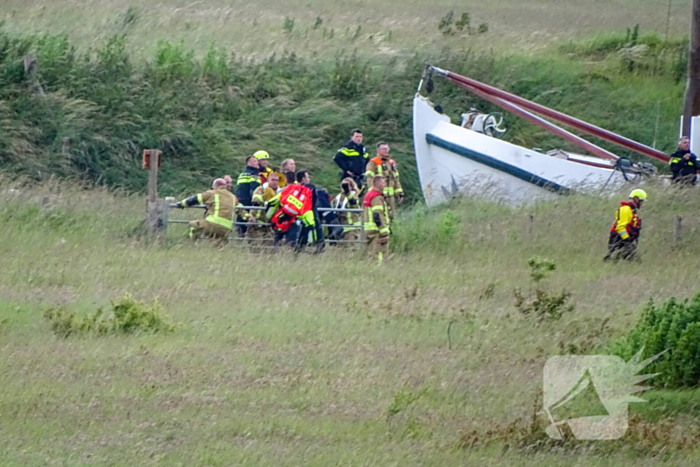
[254,150,270,160]
[629,189,647,201]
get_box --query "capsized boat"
[413,66,667,206]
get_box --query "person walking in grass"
[604,189,647,262]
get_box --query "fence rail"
[162,200,366,244]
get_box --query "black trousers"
[604,232,637,261]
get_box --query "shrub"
[611,294,700,388]
[330,52,369,100]
[44,293,174,338]
[514,257,574,322]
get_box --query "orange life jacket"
[610,201,641,239]
[271,183,313,232]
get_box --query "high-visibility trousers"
[188,219,230,246]
[367,231,389,264]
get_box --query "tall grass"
[0,24,690,203]
[2,177,700,464]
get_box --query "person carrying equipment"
[270,170,315,247]
[604,189,647,262]
[363,175,391,264]
[365,142,404,221]
[332,177,362,242]
[334,129,368,188]
[176,178,235,246]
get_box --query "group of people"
[176,130,700,264]
[176,129,404,264]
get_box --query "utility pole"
[682,0,700,137]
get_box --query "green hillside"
[0,22,690,202]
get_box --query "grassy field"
[2,178,700,465]
[2,1,700,464]
[0,0,693,57]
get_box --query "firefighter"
[365,142,404,221]
[247,173,281,242]
[363,175,390,264]
[270,171,315,247]
[334,129,368,188]
[669,137,698,185]
[236,155,262,236]
[176,178,235,246]
[255,150,284,186]
[604,189,647,262]
[332,177,362,242]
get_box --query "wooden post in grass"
[682,0,700,136]
[527,214,535,238]
[143,149,163,235]
[674,215,683,245]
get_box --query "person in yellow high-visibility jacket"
[363,175,391,264]
[176,178,236,247]
[604,189,647,261]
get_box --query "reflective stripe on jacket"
[363,189,390,235]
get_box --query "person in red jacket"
[604,189,647,262]
[270,170,315,247]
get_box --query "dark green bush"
[611,294,700,389]
[44,293,174,337]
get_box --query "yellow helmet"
[629,189,647,201]
[254,150,270,160]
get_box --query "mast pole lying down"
[455,81,620,161]
[431,66,670,163]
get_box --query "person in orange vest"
[365,142,404,221]
[176,178,235,246]
[363,175,391,264]
[604,189,647,262]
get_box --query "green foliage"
[438,11,487,36]
[438,11,455,35]
[330,52,369,100]
[0,25,687,204]
[314,17,323,30]
[387,387,426,418]
[435,210,461,245]
[527,256,556,283]
[283,16,295,33]
[514,258,573,321]
[44,293,174,338]
[611,294,700,388]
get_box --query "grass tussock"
[44,293,174,338]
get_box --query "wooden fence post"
[144,149,163,235]
[674,215,683,246]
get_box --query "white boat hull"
[412,95,629,206]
